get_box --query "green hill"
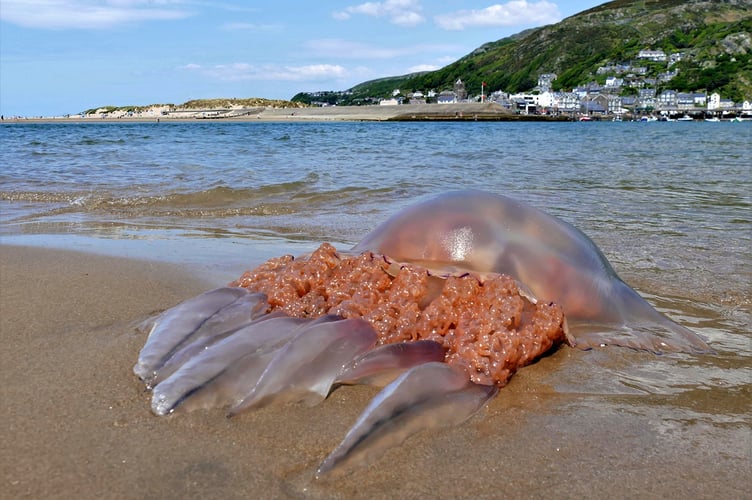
[296,0,752,104]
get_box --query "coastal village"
[309,47,752,121]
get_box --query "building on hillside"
[537,73,557,92]
[620,96,637,112]
[597,64,632,75]
[487,91,512,109]
[454,79,467,101]
[408,91,426,104]
[658,89,678,108]
[572,86,589,99]
[706,92,737,110]
[536,91,556,109]
[605,94,625,114]
[668,53,684,66]
[636,88,657,110]
[573,82,603,98]
[676,92,706,110]
[437,91,457,104]
[508,92,537,113]
[604,76,624,91]
[637,49,667,62]
[580,96,607,115]
[638,88,656,99]
[658,69,679,82]
[555,92,579,113]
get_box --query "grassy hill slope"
[299,0,751,104]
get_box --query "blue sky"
[1,0,604,117]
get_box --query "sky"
[0,0,605,117]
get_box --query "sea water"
[1,120,750,445]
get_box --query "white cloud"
[333,0,424,27]
[182,62,348,82]
[434,1,561,31]
[0,0,192,29]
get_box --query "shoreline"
[1,243,748,498]
[3,103,574,123]
[6,103,751,124]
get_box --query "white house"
[536,91,556,109]
[507,92,538,113]
[707,92,721,110]
[637,49,667,62]
[555,92,579,112]
[605,76,624,89]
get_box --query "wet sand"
[1,245,748,499]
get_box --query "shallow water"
[1,120,750,480]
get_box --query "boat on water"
[704,117,721,122]
[676,115,693,121]
[578,115,592,121]
[640,115,658,122]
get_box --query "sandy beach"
[4,102,573,123]
[1,244,748,499]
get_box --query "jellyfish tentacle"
[229,317,378,414]
[134,287,268,384]
[335,340,447,387]
[150,315,311,415]
[150,310,288,388]
[316,362,498,478]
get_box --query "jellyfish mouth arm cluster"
[134,242,567,476]
[133,190,713,477]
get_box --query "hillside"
[296,0,752,104]
[292,74,429,106]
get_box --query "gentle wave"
[0,183,401,219]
